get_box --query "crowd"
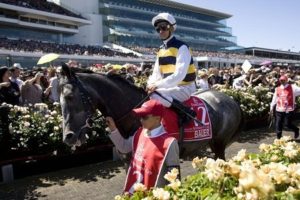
[0,63,60,106]
[195,65,300,92]
[0,62,146,106]
[2,0,82,18]
[0,38,137,58]
[1,60,299,107]
[127,46,260,60]
[192,50,255,60]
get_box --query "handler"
[270,75,300,139]
[105,99,180,194]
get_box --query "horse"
[58,64,243,160]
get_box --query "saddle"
[161,96,212,142]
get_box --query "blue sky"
[173,0,300,52]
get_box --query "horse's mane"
[69,67,146,95]
[69,67,95,74]
[107,73,147,94]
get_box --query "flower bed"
[0,102,111,161]
[219,86,273,120]
[116,136,300,200]
[1,85,299,161]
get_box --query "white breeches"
[150,83,196,107]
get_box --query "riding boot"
[170,99,196,124]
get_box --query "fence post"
[0,105,11,160]
[1,164,14,183]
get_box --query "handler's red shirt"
[276,84,294,112]
[124,127,175,194]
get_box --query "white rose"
[152,188,170,200]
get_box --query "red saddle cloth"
[161,96,212,142]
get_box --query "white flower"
[286,186,297,194]
[245,189,259,200]
[114,195,123,200]
[164,168,179,183]
[23,115,31,119]
[224,160,240,177]
[51,111,57,115]
[232,149,247,162]
[168,179,181,191]
[34,103,48,110]
[263,162,291,185]
[239,161,274,198]
[54,126,60,131]
[53,102,60,106]
[152,188,170,200]
[282,141,299,159]
[133,183,147,192]
[270,155,279,162]
[24,121,30,127]
[141,198,152,200]
[192,156,207,170]
[203,158,225,181]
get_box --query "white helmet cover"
[152,13,177,31]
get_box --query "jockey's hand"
[105,116,117,132]
[147,84,157,94]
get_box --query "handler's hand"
[105,116,117,132]
[147,84,157,94]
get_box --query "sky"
[173,0,300,52]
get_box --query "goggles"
[155,24,170,33]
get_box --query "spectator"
[0,66,20,105]
[21,72,44,105]
[44,67,59,103]
[196,70,209,90]
[10,63,24,89]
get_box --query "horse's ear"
[61,62,73,79]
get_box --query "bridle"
[68,75,95,132]
[66,74,150,132]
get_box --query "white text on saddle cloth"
[183,96,212,141]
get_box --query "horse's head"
[59,63,148,146]
[58,63,94,146]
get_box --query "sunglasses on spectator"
[155,25,169,33]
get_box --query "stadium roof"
[242,47,300,56]
[141,0,232,19]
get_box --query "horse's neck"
[88,74,146,137]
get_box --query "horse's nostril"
[66,132,74,140]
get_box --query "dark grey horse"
[59,64,243,159]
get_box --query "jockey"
[105,99,180,194]
[270,75,300,139]
[147,13,197,121]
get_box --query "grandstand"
[0,0,299,68]
[0,0,91,43]
[98,0,237,51]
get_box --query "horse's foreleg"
[209,140,225,160]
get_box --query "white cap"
[152,13,177,31]
[13,63,22,68]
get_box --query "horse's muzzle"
[63,131,77,146]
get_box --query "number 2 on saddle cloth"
[161,96,212,142]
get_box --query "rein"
[114,92,151,123]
